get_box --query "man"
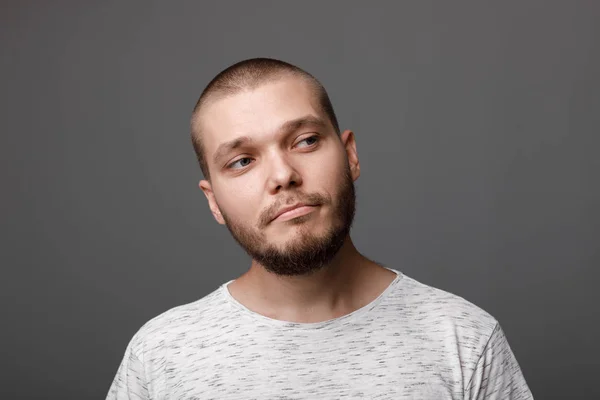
[107,58,533,399]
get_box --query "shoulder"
[394,272,498,328]
[126,285,229,356]
[388,271,500,351]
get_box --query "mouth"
[272,204,319,222]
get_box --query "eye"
[295,135,320,148]
[227,157,253,170]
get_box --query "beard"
[219,165,356,276]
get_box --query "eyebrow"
[212,115,328,165]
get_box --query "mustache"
[259,192,329,226]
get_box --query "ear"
[340,130,360,181]
[199,180,226,225]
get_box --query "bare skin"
[228,238,396,323]
[194,75,397,324]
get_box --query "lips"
[272,203,314,221]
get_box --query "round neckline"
[220,267,403,330]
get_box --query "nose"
[266,152,303,194]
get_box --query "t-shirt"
[107,268,533,399]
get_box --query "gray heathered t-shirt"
[107,268,533,399]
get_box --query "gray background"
[1,1,598,399]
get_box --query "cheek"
[215,182,260,219]
[307,149,348,188]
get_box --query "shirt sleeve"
[106,334,149,400]
[465,323,534,400]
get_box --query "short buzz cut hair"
[190,57,341,180]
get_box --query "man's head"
[191,58,360,276]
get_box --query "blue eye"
[228,157,253,169]
[226,136,319,171]
[296,136,319,148]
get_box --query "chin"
[284,230,330,248]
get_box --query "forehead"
[196,77,323,156]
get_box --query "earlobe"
[212,209,225,225]
[341,130,361,181]
[199,179,226,225]
[351,162,361,181]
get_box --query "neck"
[227,236,395,323]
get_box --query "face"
[196,76,360,276]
